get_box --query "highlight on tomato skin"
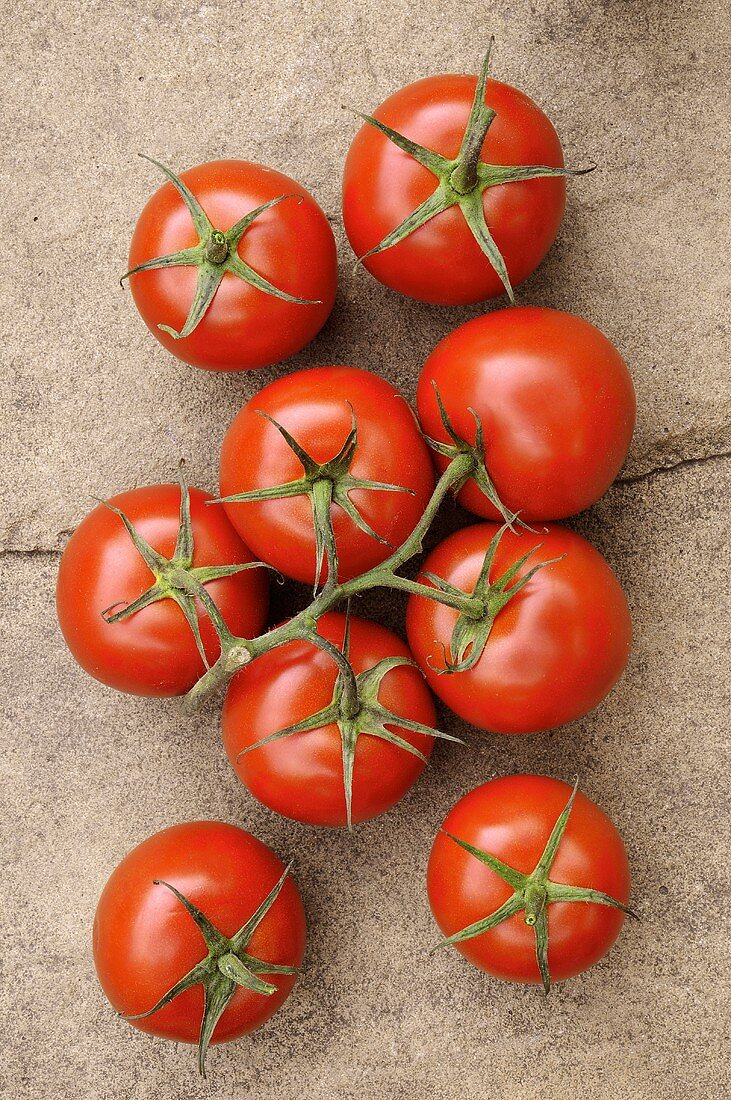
[222,611,447,828]
[126,158,337,371]
[92,822,306,1077]
[56,483,268,697]
[405,522,632,734]
[427,775,633,989]
[417,306,636,521]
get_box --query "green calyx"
[121,155,319,340]
[101,462,267,668]
[215,406,415,591]
[237,609,461,829]
[424,382,528,531]
[432,780,637,991]
[347,37,594,301]
[123,867,298,1077]
[423,518,564,674]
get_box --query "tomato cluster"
[58,43,640,1077]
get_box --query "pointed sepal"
[122,157,317,340]
[345,40,593,300]
[120,865,298,1078]
[238,629,458,830]
[440,830,527,891]
[431,893,525,952]
[214,406,414,592]
[430,780,635,995]
[158,261,226,340]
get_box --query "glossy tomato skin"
[343,77,565,304]
[406,524,631,733]
[128,160,337,371]
[93,822,306,1043]
[223,612,438,826]
[219,366,435,585]
[418,307,636,520]
[56,485,268,696]
[428,775,631,984]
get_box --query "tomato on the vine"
[223,611,449,827]
[56,481,268,696]
[405,523,631,733]
[342,45,581,305]
[417,307,635,521]
[93,822,305,1076]
[428,775,633,988]
[126,157,337,371]
[218,366,435,586]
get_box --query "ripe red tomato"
[223,612,441,826]
[405,523,631,733]
[218,366,435,585]
[428,775,632,986]
[56,484,268,696]
[93,822,305,1074]
[417,307,636,520]
[127,158,337,371]
[342,71,566,304]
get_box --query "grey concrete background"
[2,1,729,1097]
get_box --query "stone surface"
[1,1,730,1098]
[2,0,729,550]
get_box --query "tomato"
[218,366,435,585]
[93,822,306,1075]
[405,523,631,733]
[342,61,567,304]
[427,775,632,987]
[223,612,443,827]
[56,483,268,696]
[126,158,337,371]
[417,307,636,521]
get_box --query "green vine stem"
[94,398,562,718]
[95,401,562,715]
[182,448,512,714]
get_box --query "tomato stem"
[115,415,555,718]
[182,450,484,713]
[205,231,229,264]
[122,405,552,718]
[522,884,547,927]
[181,385,528,711]
[449,40,497,195]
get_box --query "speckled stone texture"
[2,1,729,1097]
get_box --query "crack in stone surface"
[620,406,731,482]
[618,449,731,486]
[2,451,729,557]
